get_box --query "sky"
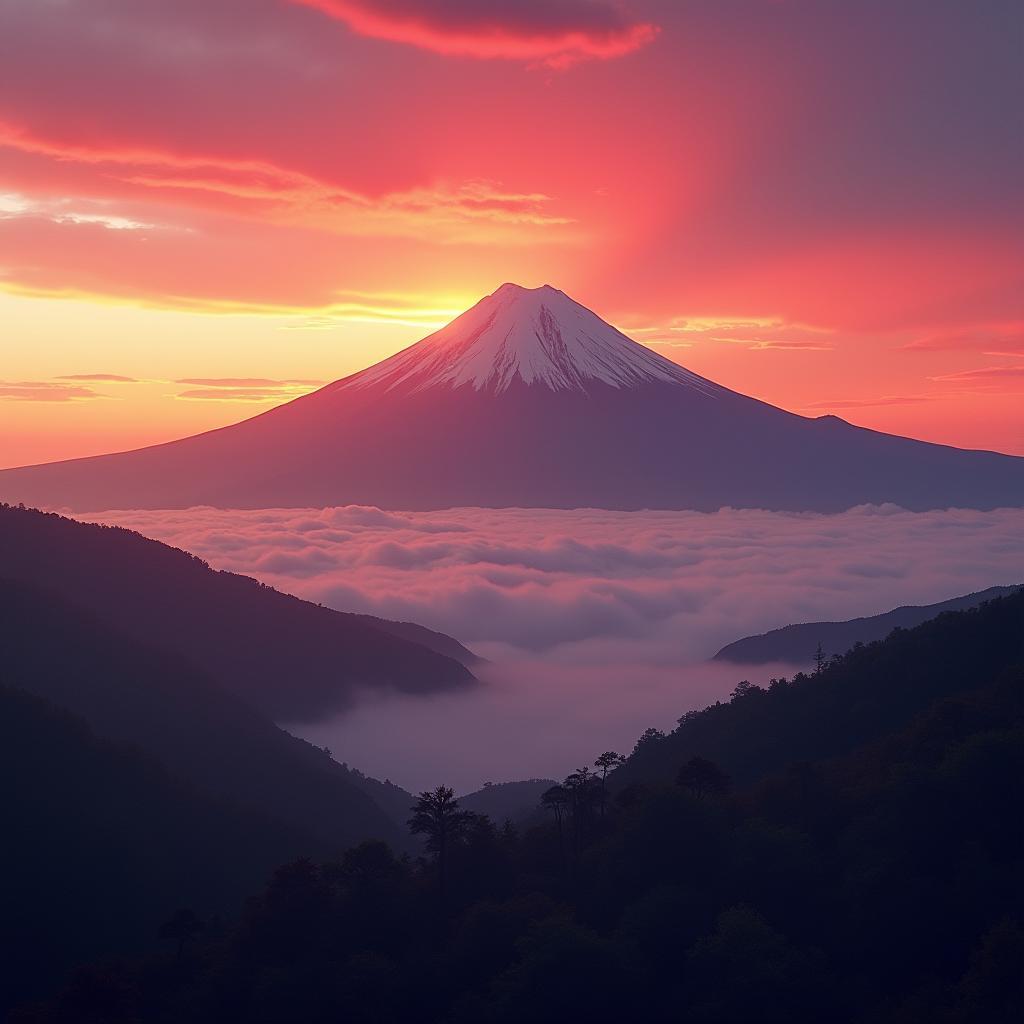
[1,0,1022,468]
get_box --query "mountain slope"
[1,284,1022,513]
[351,612,482,666]
[715,584,1022,665]
[0,577,403,853]
[0,684,324,1013]
[618,587,1024,790]
[0,504,474,721]
[458,778,557,824]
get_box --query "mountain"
[618,587,1024,790]
[0,685,316,1013]
[350,612,482,667]
[714,584,1022,665]
[0,576,403,854]
[458,778,557,824]
[2,284,1022,513]
[0,504,474,721]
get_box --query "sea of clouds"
[88,504,1024,791]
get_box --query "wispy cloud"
[0,380,102,402]
[0,192,162,232]
[56,373,139,383]
[905,322,1024,356]
[290,0,658,68]
[803,395,933,411]
[0,126,571,244]
[624,316,834,352]
[173,377,325,403]
[930,365,1024,386]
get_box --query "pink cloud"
[0,381,101,402]
[905,323,1024,355]
[290,0,658,66]
[802,395,934,411]
[56,374,139,383]
[930,365,1024,386]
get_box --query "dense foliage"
[12,591,1022,1023]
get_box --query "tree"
[541,784,570,868]
[408,785,474,895]
[594,751,626,818]
[563,767,602,856]
[676,756,731,800]
[158,908,205,962]
[632,727,666,756]
[730,680,760,701]
[814,642,826,675]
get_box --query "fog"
[89,504,1024,791]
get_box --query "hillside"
[19,583,1023,1023]
[714,584,1021,665]
[0,504,474,721]
[621,588,1024,789]
[458,779,557,824]
[0,686,314,1013]
[0,578,403,853]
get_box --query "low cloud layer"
[86,504,1024,789]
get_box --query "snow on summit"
[342,283,721,395]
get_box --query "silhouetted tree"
[563,767,602,856]
[594,751,626,818]
[676,756,731,800]
[541,784,570,868]
[814,642,826,675]
[408,785,474,895]
[632,727,666,755]
[158,909,204,962]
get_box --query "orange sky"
[1,0,1022,468]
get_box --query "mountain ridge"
[714,584,1024,665]
[0,504,475,721]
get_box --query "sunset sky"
[1,0,1021,468]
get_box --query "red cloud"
[291,0,658,66]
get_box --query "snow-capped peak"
[340,283,721,396]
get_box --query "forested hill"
[0,578,403,852]
[0,685,313,1012]
[713,584,1020,666]
[0,503,474,721]
[620,587,1024,789]
[16,575,1023,1023]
